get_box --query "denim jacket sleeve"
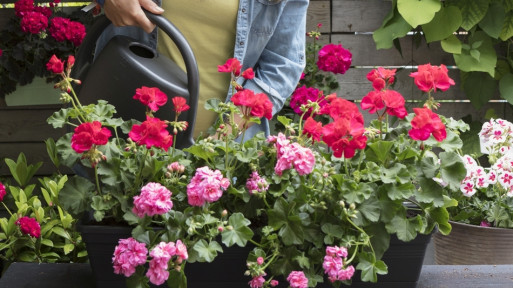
[233,0,308,117]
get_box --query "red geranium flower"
[0,182,6,202]
[14,0,34,18]
[361,90,407,119]
[320,97,364,125]
[20,11,48,34]
[302,117,323,142]
[129,116,173,151]
[317,43,352,75]
[172,97,190,113]
[290,85,326,116]
[322,117,367,159]
[218,58,242,77]
[46,54,64,74]
[71,121,112,153]
[231,89,273,120]
[366,67,396,91]
[242,68,255,80]
[133,86,168,112]
[409,64,455,92]
[408,107,447,142]
[16,216,41,238]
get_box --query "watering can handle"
[72,9,199,116]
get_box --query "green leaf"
[167,270,187,288]
[267,198,304,245]
[417,177,445,207]
[59,175,95,216]
[386,215,423,242]
[365,141,394,164]
[356,252,388,283]
[422,6,462,43]
[44,138,60,168]
[438,129,464,152]
[441,35,462,54]
[500,12,513,40]
[439,152,467,191]
[192,240,223,262]
[63,243,75,255]
[373,7,412,50]
[499,73,513,105]
[454,31,497,77]
[4,153,42,187]
[321,223,344,244]
[380,163,411,185]
[359,196,381,222]
[479,3,506,38]
[52,226,71,241]
[382,183,415,201]
[447,0,490,30]
[397,0,441,27]
[47,108,72,128]
[221,213,254,247]
[462,71,497,109]
[420,155,438,179]
[426,206,451,235]
[183,145,218,162]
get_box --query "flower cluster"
[0,0,88,98]
[452,118,513,228]
[15,216,41,238]
[46,50,468,288]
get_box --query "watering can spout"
[72,10,199,149]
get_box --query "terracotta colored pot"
[433,221,513,264]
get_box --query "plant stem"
[94,165,101,195]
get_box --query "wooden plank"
[332,0,392,33]
[306,0,330,34]
[0,106,65,142]
[0,10,13,29]
[331,34,455,66]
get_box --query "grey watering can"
[72,10,199,149]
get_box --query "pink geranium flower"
[0,182,6,202]
[112,238,148,277]
[186,166,230,206]
[132,182,173,218]
[287,271,308,288]
[246,171,269,194]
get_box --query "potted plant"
[0,0,87,106]
[43,47,467,288]
[0,153,87,274]
[433,118,513,265]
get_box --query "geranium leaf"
[386,215,422,241]
[439,152,466,191]
[356,252,388,283]
[365,223,390,260]
[417,177,445,207]
[365,141,394,164]
[321,223,344,244]
[381,183,415,201]
[59,175,94,216]
[167,270,187,288]
[184,145,218,162]
[192,239,223,263]
[221,213,254,247]
[380,163,411,184]
[425,206,451,235]
[47,108,72,128]
[267,198,304,245]
[359,196,381,222]
[420,154,438,179]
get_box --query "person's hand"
[103,0,164,33]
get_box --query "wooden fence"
[1,0,511,177]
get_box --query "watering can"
[71,10,199,149]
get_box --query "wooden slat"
[0,10,13,28]
[331,34,455,66]
[332,0,392,33]
[306,1,330,34]
[0,106,65,142]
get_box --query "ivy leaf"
[192,239,223,263]
[479,2,506,39]
[422,6,462,43]
[221,213,254,247]
[373,6,412,50]
[500,11,513,40]
[454,31,497,77]
[441,35,462,54]
[397,0,441,28]
[462,71,497,109]
[447,0,490,31]
[499,73,513,105]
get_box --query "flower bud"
[349,203,356,210]
[257,257,264,265]
[221,209,228,217]
[218,226,224,232]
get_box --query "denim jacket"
[95,0,307,139]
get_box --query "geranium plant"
[0,0,87,101]
[450,118,513,228]
[44,50,467,288]
[0,153,87,271]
